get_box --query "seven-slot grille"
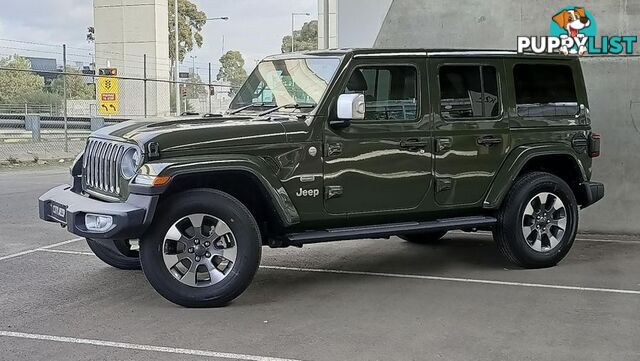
[82,138,129,196]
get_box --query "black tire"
[140,189,261,308]
[493,171,578,268]
[399,231,447,244]
[86,239,141,270]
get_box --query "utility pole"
[190,55,197,75]
[143,54,147,118]
[291,12,311,53]
[323,0,330,49]
[208,62,212,114]
[62,44,68,153]
[174,0,180,116]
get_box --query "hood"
[92,115,296,156]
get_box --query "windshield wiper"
[258,103,316,117]
[228,102,274,115]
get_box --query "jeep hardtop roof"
[264,48,577,61]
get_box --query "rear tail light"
[589,132,601,158]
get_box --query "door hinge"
[436,178,452,193]
[435,138,452,153]
[325,186,343,200]
[327,143,343,157]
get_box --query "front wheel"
[140,189,261,308]
[493,172,578,268]
[86,239,141,270]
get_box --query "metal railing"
[0,61,236,162]
[0,103,62,116]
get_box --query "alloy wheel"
[521,192,567,252]
[162,213,237,287]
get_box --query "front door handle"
[476,136,503,146]
[400,138,429,149]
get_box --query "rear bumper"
[581,181,605,209]
[38,185,157,239]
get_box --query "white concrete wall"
[318,0,393,49]
[337,0,393,48]
[326,0,640,234]
[94,0,171,117]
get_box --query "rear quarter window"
[513,64,578,117]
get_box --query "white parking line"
[38,249,93,256]
[260,265,640,296]
[0,330,303,361]
[0,238,84,261]
[447,231,640,245]
[34,246,640,296]
[576,238,640,245]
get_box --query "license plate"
[50,202,67,223]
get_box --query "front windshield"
[229,57,342,113]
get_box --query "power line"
[0,37,220,67]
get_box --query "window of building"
[439,65,500,119]
[344,65,418,121]
[514,64,578,117]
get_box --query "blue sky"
[0,0,317,74]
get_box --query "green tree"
[0,56,45,104]
[86,26,95,43]
[22,91,63,109]
[217,51,248,89]
[168,0,206,65]
[185,73,208,98]
[281,20,318,53]
[51,67,95,100]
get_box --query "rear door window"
[439,65,500,119]
[513,64,578,117]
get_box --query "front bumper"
[38,185,158,239]
[581,181,605,209]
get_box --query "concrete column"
[317,0,338,49]
[94,0,171,117]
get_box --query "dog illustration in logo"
[552,7,591,55]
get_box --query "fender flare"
[483,143,587,209]
[132,155,300,227]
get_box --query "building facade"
[94,0,171,117]
[318,0,640,234]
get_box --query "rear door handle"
[476,136,503,146]
[400,138,429,149]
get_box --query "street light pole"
[291,12,311,53]
[201,17,229,56]
[190,55,197,75]
[174,0,180,116]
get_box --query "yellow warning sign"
[97,75,119,115]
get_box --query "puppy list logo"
[517,6,637,56]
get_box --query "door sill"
[285,216,496,245]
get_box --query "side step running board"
[285,216,496,245]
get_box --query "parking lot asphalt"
[0,166,639,361]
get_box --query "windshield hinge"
[147,142,161,160]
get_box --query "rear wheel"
[140,189,261,308]
[86,239,140,270]
[399,231,447,244]
[493,172,578,268]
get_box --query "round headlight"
[120,148,142,180]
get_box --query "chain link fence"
[0,43,236,163]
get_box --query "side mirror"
[331,94,365,128]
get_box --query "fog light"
[85,214,113,232]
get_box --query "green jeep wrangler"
[39,49,604,307]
